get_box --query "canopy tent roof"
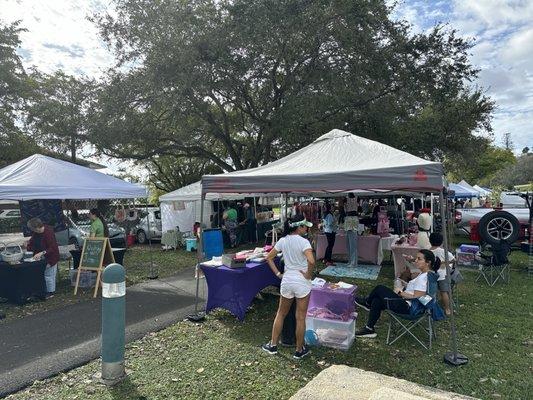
[473,185,491,196]
[202,129,444,194]
[448,183,478,198]
[458,180,480,195]
[0,154,147,200]
[158,181,271,202]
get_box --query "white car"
[0,209,21,219]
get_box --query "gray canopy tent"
[196,129,466,365]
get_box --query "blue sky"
[2,0,532,158]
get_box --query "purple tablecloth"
[200,258,282,321]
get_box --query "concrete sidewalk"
[0,266,205,397]
[290,365,477,400]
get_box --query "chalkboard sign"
[81,239,106,269]
[74,237,115,297]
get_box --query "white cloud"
[501,27,533,64]
[392,0,533,153]
[0,0,115,77]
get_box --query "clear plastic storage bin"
[306,316,356,350]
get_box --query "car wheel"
[137,230,147,245]
[478,210,520,246]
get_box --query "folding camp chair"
[475,240,511,286]
[385,271,441,350]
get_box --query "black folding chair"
[385,271,440,350]
[475,240,511,286]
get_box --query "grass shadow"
[108,376,145,400]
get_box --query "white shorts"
[280,279,311,299]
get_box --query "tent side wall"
[160,200,213,233]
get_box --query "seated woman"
[354,249,439,338]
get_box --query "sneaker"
[355,326,377,338]
[261,342,278,355]
[45,292,55,299]
[293,345,311,360]
[355,296,370,311]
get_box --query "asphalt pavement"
[0,266,205,397]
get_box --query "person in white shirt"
[354,249,438,338]
[429,232,455,316]
[262,215,315,360]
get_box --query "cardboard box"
[221,253,246,268]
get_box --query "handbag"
[126,205,138,221]
[114,205,126,223]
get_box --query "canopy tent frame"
[0,154,154,277]
[192,129,466,365]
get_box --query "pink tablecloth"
[391,244,421,277]
[315,233,383,265]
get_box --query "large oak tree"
[87,0,493,174]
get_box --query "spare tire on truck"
[478,210,520,246]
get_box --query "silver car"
[65,214,126,249]
[135,208,162,244]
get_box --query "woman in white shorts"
[262,215,315,360]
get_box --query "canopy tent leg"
[253,196,258,243]
[440,189,468,366]
[189,193,206,322]
[146,203,157,279]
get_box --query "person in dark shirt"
[26,218,60,298]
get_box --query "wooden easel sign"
[74,237,115,297]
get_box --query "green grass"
[0,244,197,323]
[6,245,533,400]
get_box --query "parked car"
[135,208,162,244]
[0,209,21,219]
[65,214,126,249]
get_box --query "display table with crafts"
[380,234,400,251]
[391,243,421,278]
[70,247,126,269]
[315,233,383,265]
[200,248,281,321]
[0,259,47,304]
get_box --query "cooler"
[202,228,223,260]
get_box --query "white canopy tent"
[0,154,146,200]
[473,185,491,196]
[202,130,444,194]
[196,129,465,364]
[457,180,480,197]
[159,181,281,232]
